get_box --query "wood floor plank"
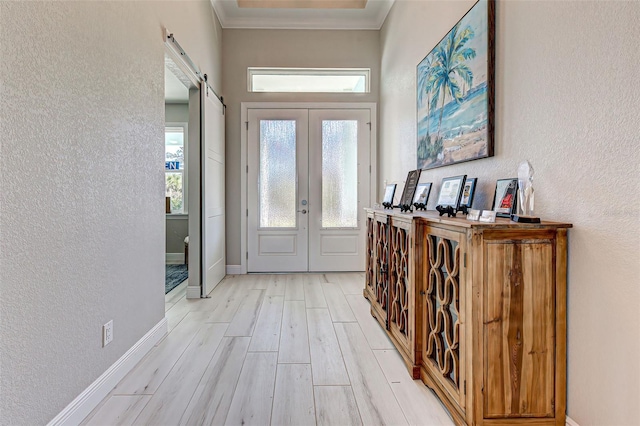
[165,297,192,333]
[271,364,315,426]
[82,395,151,426]
[335,273,366,295]
[334,322,408,426]
[225,289,264,336]
[307,308,350,386]
[249,274,270,290]
[225,352,278,426]
[133,323,228,425]
[285,274,305,301]
[179,337,251,426]
[314,386,363,426]
[373,349,454,425]
[323,282,357,322]
[114,316,201,395]
[304,275,327,308]
[203,279,248,322]
[165,279,188,306]
[248,295,284,352]
[278,301,310,363]
[345,294,395,350]
[266,274,286,296]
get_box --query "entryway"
[245,105,375,273]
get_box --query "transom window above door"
[248,68,370,93]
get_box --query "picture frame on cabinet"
[435,175,467,208]
[413,182,432,204]
[492,178,518,217]
[382,183,397,209]
[459,178,477,208]
[413,182,432,211]
[399,169,422,208]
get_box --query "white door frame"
[165,40,203,299]
[240,102,377,275]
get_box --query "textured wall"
[222,29,380,265]
[380,1,640,424]
[0,2,222,424]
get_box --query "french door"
[247,108,371,272]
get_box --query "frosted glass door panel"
[259,120,297,228]
[322,120,358,228]
[309,109,371,272]
[248,109,309,272]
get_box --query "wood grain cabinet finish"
[364,211,421,378]
[363,209,571,426]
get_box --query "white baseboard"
[166,253,185,264]
[226,265,243,274]
[186,285,201,299]
[47,318,168,426]
[566,416,579,426]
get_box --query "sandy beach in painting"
[424,127,488,168]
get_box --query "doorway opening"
[164,32,227,300]
[164,54,197,308]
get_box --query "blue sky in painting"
[417,0,488,121]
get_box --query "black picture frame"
[399,169,422,209]
[436,175,467,208]
[382,183,397,209]
[416,0,495,170]
[459,178,477,208]
[492,178,518,217]
[413,182,432,206]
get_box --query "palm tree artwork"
[416,0,493,170]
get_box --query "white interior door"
[308,109,370,271]
[247,107,370,273]
[201,87,225,295]
[247,109,309,272]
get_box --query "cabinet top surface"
[365,208,572,229]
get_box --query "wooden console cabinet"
[363,208,571,426]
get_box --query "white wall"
[0,2,222,424]
[380,1,640,424]
[165,103,189,122]
[222,29,380,266]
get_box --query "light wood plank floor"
[83,273,453,426]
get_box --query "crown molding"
[211,0,393,30]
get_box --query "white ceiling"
[211,0,395,30]
[165,65,190,103]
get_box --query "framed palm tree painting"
[417,0,495,170]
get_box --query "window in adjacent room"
[248,68,370,93]
[165,125,187,213]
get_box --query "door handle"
[297,209,307,214]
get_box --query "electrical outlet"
[103,320,113,347]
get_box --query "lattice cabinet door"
[388,216,415,365]
[370,213,390,328]
[364,211,376,302]
[421,225,467,412]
